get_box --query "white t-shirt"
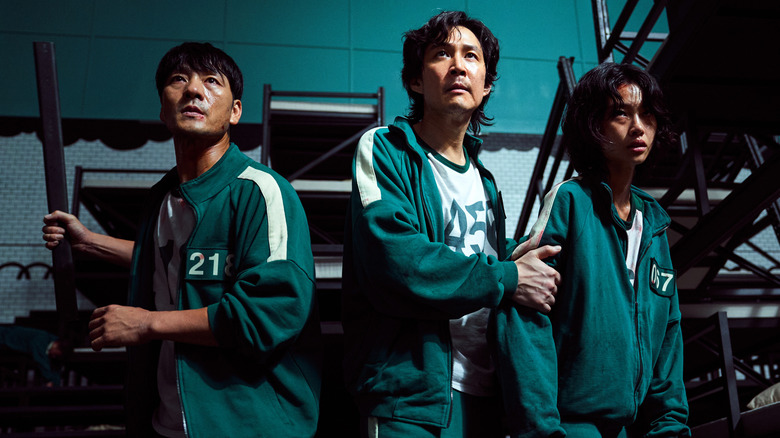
[625,209,643,286]
[152,190,195,438]
[426,148,498,397]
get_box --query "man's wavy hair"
[401,11,499,135]
[155,42,243,101]
[562,62,675,181]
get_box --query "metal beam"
[71,166,83,216]
[34,42,79,330]
[613,42,650,68]
[591,0,614,63]
[685,129,712,216]
[603,0,639,60]
[621,0,667,65]
[261,85,384,175]
[261,84,271,166]
[618,31,667,42]
[695,215,772,294]
[515,57,575,240]
[286,122,377,182]
[713,246,780,288]
[671,216,780,292]
[671,148,780,274]
[714,312,742,437]
[376,86,385,126]
[745,134,780,244]
[698,336,773,388]
[658,152,693,209]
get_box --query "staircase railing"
[592,0,668,67]
[513,56,576,241]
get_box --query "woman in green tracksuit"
[495,63,690,438]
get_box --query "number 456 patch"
[185,249,235,280]
[650,258,676,297]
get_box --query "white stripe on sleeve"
[511,179,569,259]
[355,127,384,207]
[238,167,288,262]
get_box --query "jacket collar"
[389,116,484,160]
[596,180,670,235]
[159,142,249,204]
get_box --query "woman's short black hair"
[562,62,675,181]
[155,42,243,101]
[401,11,499,135]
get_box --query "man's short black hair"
[402,10,500,135]
[155,42,243,101]
[562,62,675,181]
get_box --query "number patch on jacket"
[650,258,676,297]
[185,249,234,280]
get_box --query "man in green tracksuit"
[43,42,320,437]
[342,11,561,437]
[0,325,71,386]
[495,63,690,437]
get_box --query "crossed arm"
[350,133,561,318]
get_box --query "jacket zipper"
[631,220,666,416]
[177,353,188,438]
[413,150,451,425]
[633,287,642,416]
[621,221,644,415]
[177,191,199,438]
[409,133,502,426]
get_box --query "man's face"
[159,69,242,140]
[600,82,657,173]
[410,25,491,119]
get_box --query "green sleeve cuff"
[500,260,518,303]
[206,303,221,345]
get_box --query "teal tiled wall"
[0,0,667,133]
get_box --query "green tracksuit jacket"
[0,326,60,385]
[342,117,520,427]
[125,143,321,437]
[495,178,690,438]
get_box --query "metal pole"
[621,0,667,65]
[261,84,272,166]
[591,0,614,63]
[377,86,385,126]
[34,41,79,330]
[713,312,741,437]
[514,57,575,240]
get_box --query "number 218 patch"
[649,258,676,297]
[185,249,235,280]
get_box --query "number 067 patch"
[185,249,235,280]
[649,258,676,297]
